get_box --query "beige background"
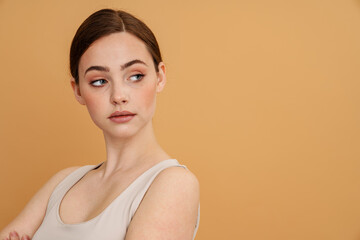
[1,0,360,239]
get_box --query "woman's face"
[72,32,166,138]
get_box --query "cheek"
[139,84,157,112]
[82,91,104,115]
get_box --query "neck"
[99,121,169,177]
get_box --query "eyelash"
[129,74,145,82]
[90,79,107,87]
[89,74,145,87]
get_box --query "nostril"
[111,96,128,105]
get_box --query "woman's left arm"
[125,167,200,240]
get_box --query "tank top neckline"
[56,158,178,226]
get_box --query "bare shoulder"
[0,166,81,239]
[153,166,200,195]
[46,166,81,188]
[144,166,200,208]
[34,166,81,198]
[125,166,200,240]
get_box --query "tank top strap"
[46,164,101,215]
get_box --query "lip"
[108,111,136,123]
[109,111,136,118]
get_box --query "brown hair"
[70,9,162,84]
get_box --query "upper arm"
[0,166,80,239]
[125,167,200,240]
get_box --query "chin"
[106,126,136,137]
[105,124,146,139]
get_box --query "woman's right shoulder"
[49,166,81,186]
[0,166,81,239]
[41,166,82,194]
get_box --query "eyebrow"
[84,66,109,76]
[84,59,148,77]
[121,59,147,70]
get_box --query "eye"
[90,79,107,87]
[129,74,144,82]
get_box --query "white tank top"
[33,159,200,240]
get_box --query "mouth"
[108,111,136,118]
[108,111,136,123]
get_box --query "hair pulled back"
[70,9,162,84]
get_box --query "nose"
[110,84,128,105]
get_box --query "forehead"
[79,32,154,73]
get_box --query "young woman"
[0,9,200,240]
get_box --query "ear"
[156,62,166,93]
[70,78,86,105]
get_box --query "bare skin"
[0,32,199,240]
[2,231,30,240]
[0,166,80,239]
